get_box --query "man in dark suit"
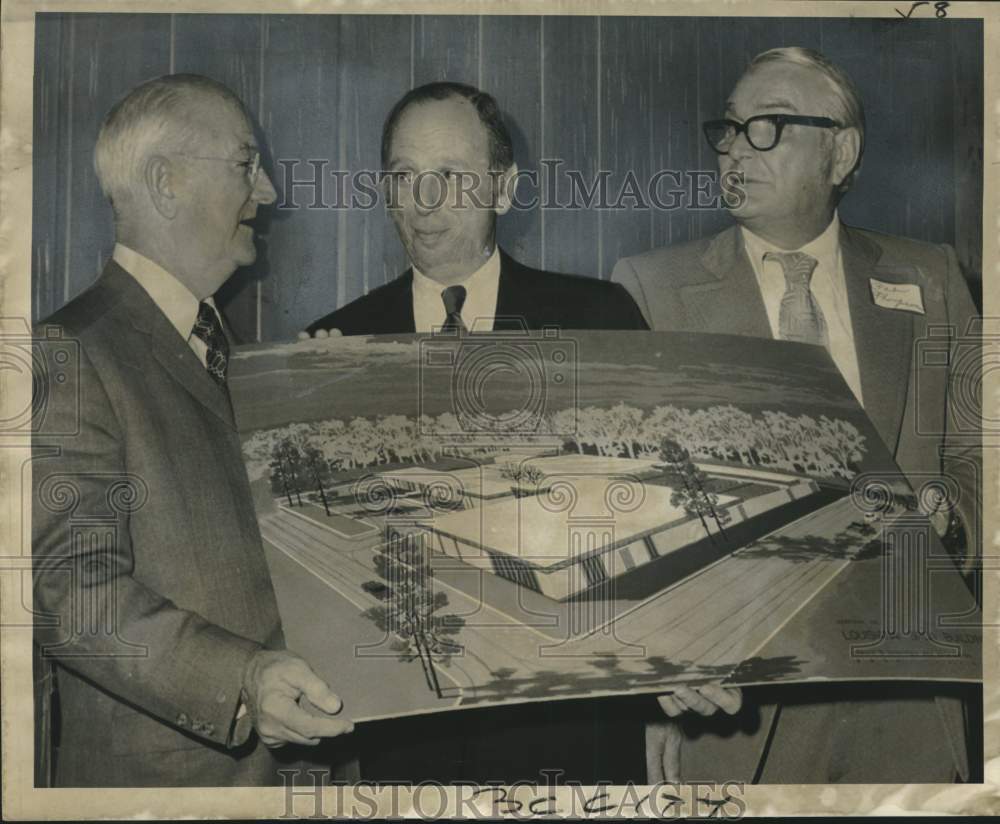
[32,74,354,787]
[306,81,648,784]
[308,81,647,337]
[613,47,980,783]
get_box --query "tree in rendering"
[361,530,465,698]
[270,438,305,507]
[658,437,730,542]
[302,442,332,515]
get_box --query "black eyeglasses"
[703,114,840,154]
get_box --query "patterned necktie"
[764,251,827,347]
[440,285,468,333]
[191,301,230,385]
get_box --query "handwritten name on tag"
[869,279,925,314]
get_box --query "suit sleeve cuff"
[224,644,261,748]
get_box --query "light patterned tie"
[764,251,827,347]
[191,301,230,385]
[440,285,468,333]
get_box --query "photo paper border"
[1,0,997,818]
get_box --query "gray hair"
[746,47,865,193]
[94,74,247,213]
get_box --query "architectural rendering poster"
[230,330,980,722]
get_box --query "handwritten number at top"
[895,1,950,18]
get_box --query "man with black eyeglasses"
[613,47,980,783]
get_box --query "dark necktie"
[191,301,230,385]
[440,285,468,333]
[764,251,827,347]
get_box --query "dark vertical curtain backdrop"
[32,14,983,341]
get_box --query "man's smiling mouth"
[414,228,447,242]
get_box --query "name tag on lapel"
[869,279,925,314]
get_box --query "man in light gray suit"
[613,47,980,783]
[33,74,354,787]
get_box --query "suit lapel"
[687,225,772,338]
[150,317,235,428]
[495,250,524,322]
[387,270,416,334]
[687,223,912,454]
[840,226,913,454]
[106,262,236,428]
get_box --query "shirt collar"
[113,243,216,341]
[411,245,501,301]
[741,211,841,267]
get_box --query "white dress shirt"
[113,243,218,369]
[411,246,501,333]
[740,215,864,406]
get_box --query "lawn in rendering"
[231,330,981,722]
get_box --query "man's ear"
[830,127,861,190]
[494,163,519,216]
[145,155,178,219]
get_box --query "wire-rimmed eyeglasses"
[702,114,840,154]
[173,150,262,184]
